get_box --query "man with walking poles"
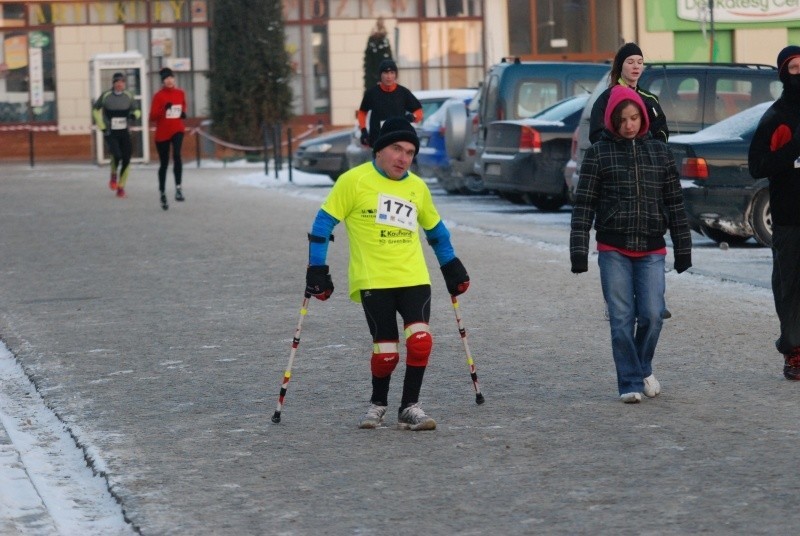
[301,117,470,430]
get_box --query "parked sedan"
[292,128,352,182]
[668,100,773,246]
[480,94,589,211]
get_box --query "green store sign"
[29,31,50,48]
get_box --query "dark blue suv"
[444,58,608,206]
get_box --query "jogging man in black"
[92,72,141,198]
[357,59,423,148]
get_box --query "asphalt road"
[0,164,794,535]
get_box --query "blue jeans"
[598,251,665,395]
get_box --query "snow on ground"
[0,344,134,535]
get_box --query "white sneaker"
[397,403,436,431]
[620,392,642,403]
[643,374,661,398]
[358,404,387,429]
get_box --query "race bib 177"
[376,193,418,232]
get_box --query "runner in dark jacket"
[748,45,800,380]
[357,59,422,147]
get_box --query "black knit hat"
[372,117,419,156]
[613,42,643,73]
[378,59,398,74]
[112,72,125,83]
[777,45,800,83]
[159,67,175,81]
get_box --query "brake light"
[439,125,446,136]
[519,126,542,153]
[471,114,479,134]
[681,157,708,179]
[497,105,504,121]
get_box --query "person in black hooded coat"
[748,45,800,381]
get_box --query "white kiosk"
[89,51,150,164]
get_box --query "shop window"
[509,0,620,59]
[0,3,25,28]
[508,0,532,56]
[283,0,301,20]
[304,0,328,18]
[419,21,483,89]
[311,26,329,113]
[325,0,419,18]
[423,0,482,17]
[537,0,589,54]
[0,30,56,123]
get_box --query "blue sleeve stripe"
[424,220,455,266]
[309,209,339,265]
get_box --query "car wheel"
[702,227,750,246]
[749,189,772,247]
[528,193,567,212]
[460,174,487,195]
[499,192,526,204]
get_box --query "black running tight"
[156,132,184,193]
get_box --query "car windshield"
[422,98,464,128]
[420,99,449,121]
[532,95,590,121]
[688,100,773,140]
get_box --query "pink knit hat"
[604,85,649,137]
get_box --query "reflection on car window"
[421,99,448,120]
[571,79,601,96]
[690,101,773,140]
[533,95,589,121]
[516,80,559,119]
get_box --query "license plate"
[485,163,501,176]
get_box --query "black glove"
[674,253,692,274]
[165,102,173,111]
[441,257,470,296]
[180,111,186,119]
[306,265,334,300]
[102,128,110,138]
[404,112,416,123]
[359,128,369,146]
[571,254,588,274]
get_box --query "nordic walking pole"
[450,295,485,404]
[271,292,311,424]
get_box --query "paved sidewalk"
[0,164,796,535]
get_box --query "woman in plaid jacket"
[570,85,692,403]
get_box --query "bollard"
[273,123,283,179]
[195,129,201,168]
[287,127,293,183]
[268,125,269,175]
[29,127,34,168]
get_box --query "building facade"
[1,0,798,160]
